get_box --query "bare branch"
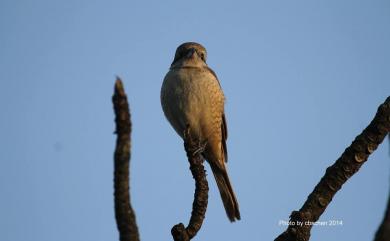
[171,127,209,241]
[275,97,390,241]
[113,78,140,241]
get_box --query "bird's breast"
[161,67,224,141]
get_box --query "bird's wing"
[206,66,222,88]
[206,66,228,162]
[222,112,228,163]
[205,66,228,163]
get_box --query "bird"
[160,42,240,222]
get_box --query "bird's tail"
[210,164,241,222]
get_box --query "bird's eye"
[180,50,186,58]
[200,53,205,61]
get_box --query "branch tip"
[114,77,126,96]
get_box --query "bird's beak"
[187,48,196,58]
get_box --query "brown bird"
[160,42,240,222]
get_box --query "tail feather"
[210,164,240,222]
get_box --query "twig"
[275,96,390,241]
[171,127,209,241]
[113,78,140,241]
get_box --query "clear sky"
[0,1,389,241]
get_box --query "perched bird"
[161,42,240,222]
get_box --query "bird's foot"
[193,140,207,156]
[183,125,207,157]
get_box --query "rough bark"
[113,78,140,241]
[275,96,390,241]
[171,127,209,241]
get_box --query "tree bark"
[171,127,209,241]
[275,97,390,241]
[113,78,140,241]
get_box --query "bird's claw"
[183,125,207,156]
[192,140,207,156]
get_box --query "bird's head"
[171,42,207,67]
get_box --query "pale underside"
[161,66,226,167]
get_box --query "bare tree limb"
[113,78,140,241]
[171,127,209,241]
[373,134,390,241]
[275,96,390,241]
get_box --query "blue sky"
[0,1,389,241]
